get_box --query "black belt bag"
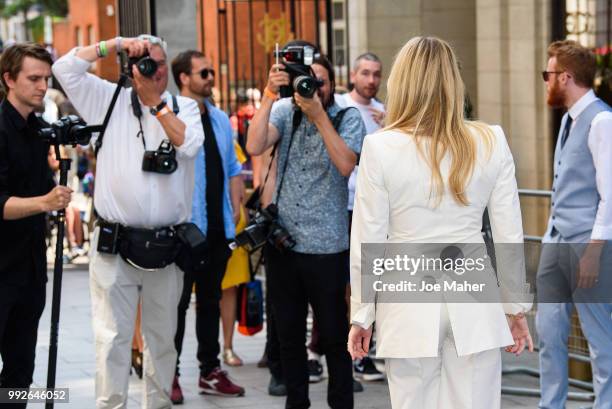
[119,226,179,270]
[97,220,206,271]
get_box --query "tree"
[0,0,67,42]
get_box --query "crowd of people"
[0,32,610,409]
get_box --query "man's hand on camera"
[266,64,290,94]
[132,65,162,107]
[43,186,73,212]
[121,37,148,58]
[294,92,325,122]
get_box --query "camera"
[230,203,296,253]
[142,139,178,174]
[38,115,99,146]
[121,50,158,78]
[274,44,323,98]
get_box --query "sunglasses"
[541,71,563,82]
[193,68,215,79]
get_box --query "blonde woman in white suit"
[347,36,534,409]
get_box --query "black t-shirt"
[202,110,225,234]
[0,99,54,285]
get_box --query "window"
[333,2,344,21]
[87,25,94,45]
[75,26,82,46]
[333,29,345,66]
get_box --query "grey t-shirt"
[269,97,366,254]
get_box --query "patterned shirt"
[269,97,366,254]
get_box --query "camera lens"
[293,76,317,98]
[157,156,178,174]
[137,57,158,77]
[69,124,94,146]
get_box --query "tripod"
[45,145,71,409]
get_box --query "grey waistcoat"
[548,98,612,240]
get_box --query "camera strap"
[130,91,180,150]
[271,106,355,205]
[94,74,129,158]
[273,109,303,205]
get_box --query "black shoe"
[257,350,268,368]
[354,357,384,381]
[307,359,323,383]
[353,378,364,393]
[268,375,287,396]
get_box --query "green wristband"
[99,40,108,57]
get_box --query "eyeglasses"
[193,68,215,79]
[541,71,563,82]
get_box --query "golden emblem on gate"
[257,13,295,52]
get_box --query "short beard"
[318,90,334,110]
[547,80,566,108]
[355,84,376,100]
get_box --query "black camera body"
[38,115,98,146]
[232,203,296,253]
[142,139,178,174]
[274,44,323,98]
[121,50,158,78]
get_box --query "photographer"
[52,35,204,408]
[247,41,366,409]
[0,43,69,408]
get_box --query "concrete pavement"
[11,265,590,408]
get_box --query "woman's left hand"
[347,324,373,360]
[505,315,534,356]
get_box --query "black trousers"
[265,245,353,409]
[0,281,46,409]
[175,230,231,377]
[265,275,283,380]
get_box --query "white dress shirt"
[568,89,612,240]
[52,48,204,228]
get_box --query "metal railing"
[500,189,594,406]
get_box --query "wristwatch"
[149,100,168,116]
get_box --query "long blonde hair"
[384,36,493,206]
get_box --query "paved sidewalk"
[16,266,590,408]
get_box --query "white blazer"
[350,125,531,358]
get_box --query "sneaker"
[199,367,245,397]
[353,378,364,393]
[353,357,385,381]
[268,375,287,396]
[307,359,323,383]
[171,376,184,404]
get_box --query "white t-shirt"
[336,93,385,210]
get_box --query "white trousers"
[385,305,502,409]
[89,227,183,409]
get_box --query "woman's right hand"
[347,324,373,360]
[505,315,534,356]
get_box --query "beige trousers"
[89,227,183,409]
[385,305,502,409]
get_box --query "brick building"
[52,0,119,81]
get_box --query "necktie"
[560,115,573,149]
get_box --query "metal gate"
[207,0,351,114]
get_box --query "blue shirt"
[192,100,242,239]
[269,98,366,254]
